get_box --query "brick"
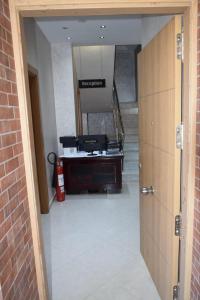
[0,190,8,209]
[18,154,24,167]
[0,208,4,224]
[5,157,19,174]
[4,195,19,219]
[8,180,22,201]
[0,147,13,163]
[10,204,24,227]
[8,57,15,70]
[16,131,22,143]
[0,26,6,40]
[5,68,15,82]
[0,237,8,258]
[9,119,21,131]
[0,92,8,105]
[13,107,20,119]
[2,40,13,57]
[0,38,3,51]
[0,79,11,93]
[0,120,10,133]
[3,3,10,20]
[0,50,9,66]
[0,217,11,241]
[0,107,13,119]
[0,65,6,78]
[2,133,16,147]
[0,170,16,191]
[11,240,24,268]
[13,143,23,156]
[0,15,11,32]
[0,164,5,178]
[8,94,18,106]
[11,83,17,95]
[0,261,13,289]
[15,165,25,181]
[14,223,26,248]
[11,218,22,241]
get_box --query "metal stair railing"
[112,80,125,149]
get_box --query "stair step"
[124,163,138,171]
[124,157,139,165]
[123,143,139,151]
[124,128,138,135]
[120,102,138,109]
[124,152,138,161]
[122,115,138,128]
[119,100,139,183]
[121,107,139,115]
[125,135,138,143]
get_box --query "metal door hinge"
[176,123,184,150]
[175,215,181,236]
[173,285,179,300]
[177,32,184,61]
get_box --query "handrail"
[112,80,125,149]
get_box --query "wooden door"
[28,66,49,214]
[138,16,182,300]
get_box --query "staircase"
[120,102,139,182]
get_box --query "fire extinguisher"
[55,158,65,202]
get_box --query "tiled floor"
[42,182,160,300]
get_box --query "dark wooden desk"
[62,154,123,194]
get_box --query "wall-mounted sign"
[79,79,106,89]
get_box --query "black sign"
[79,79,106,89]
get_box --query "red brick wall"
[0,1,39,299]
[1,0,200,299]
[191,1,200,299]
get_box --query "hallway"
[42,182,160,300]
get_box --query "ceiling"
[36,15,142,45]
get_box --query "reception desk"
[61,153,123,194]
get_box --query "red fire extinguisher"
[56,158,65,202]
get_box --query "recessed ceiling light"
[100,25,106,29]
[99,36,104,39]
[62,26,69,30]
[67,36,71,40]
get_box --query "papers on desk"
[60,151,123,158]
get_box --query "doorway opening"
[23,14,181,300]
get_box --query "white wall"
[73,45,115,113]
[51,43,77,155]
[24,19,58,204]
[24,19,38,68]
[115,45,137,103]
[88,112,115,138]
[141,15,172,47]
[24,18,57,298]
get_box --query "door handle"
[140,186,154,195]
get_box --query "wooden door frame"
[28,65,49,214]
[8,1,197,299]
